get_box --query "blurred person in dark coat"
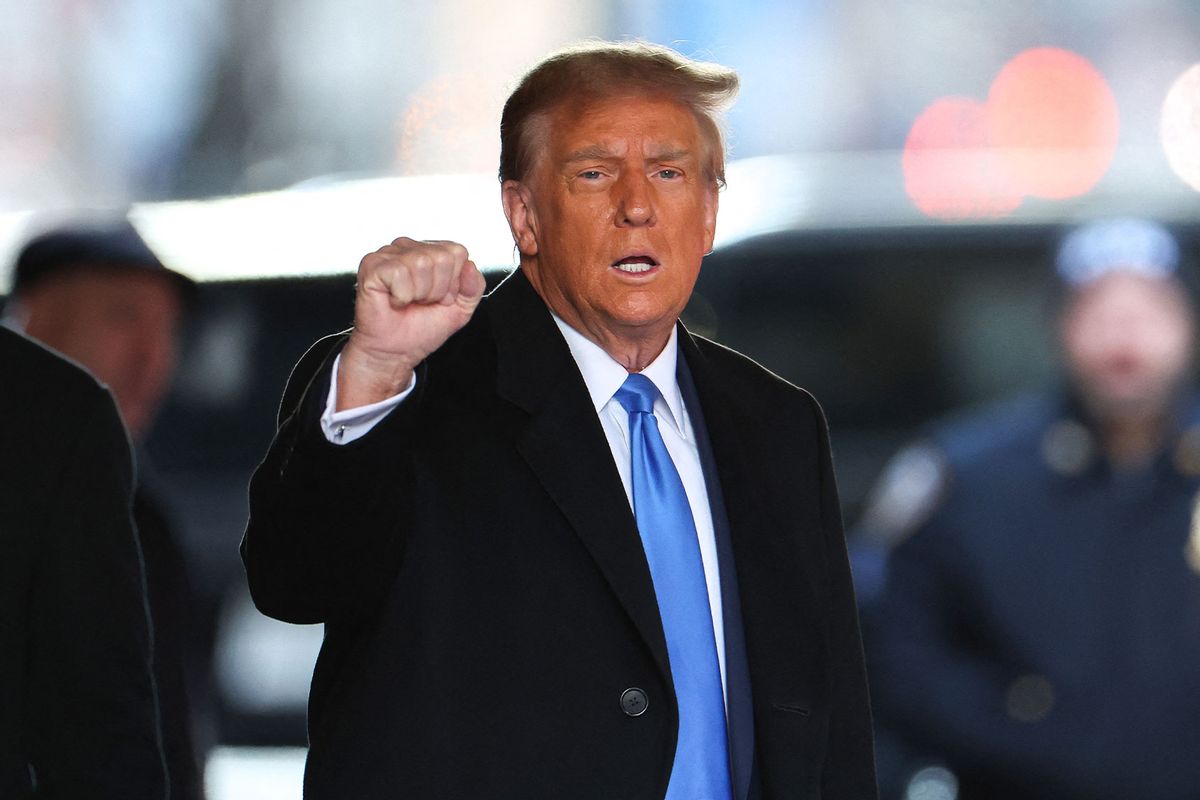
[4,220,210,800]
[0,325,167,798]
[862,218,1200,799]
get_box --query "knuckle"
[425,239,469,263]
[359,251,383,272]
[362,238,467,286]
[408,252,434,273]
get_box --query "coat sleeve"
[240,333,422,625]
[25,385,168,799]
[812,400,880,799]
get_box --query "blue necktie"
[614,373,732,800]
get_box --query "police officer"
[861,218,1200,800]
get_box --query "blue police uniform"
[864,389,1200,799]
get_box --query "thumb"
[457,261,487,307]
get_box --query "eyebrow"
[563,145,619,164]
[647,148,693,163]
[562,146,694,164]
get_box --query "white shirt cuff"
[320,352,416,445]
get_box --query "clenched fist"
[337,237,486,410]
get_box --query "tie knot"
[614,373,661,416]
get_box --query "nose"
[615,172,656,228]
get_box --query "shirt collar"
[550,314,686,434]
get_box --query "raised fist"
[337,237,486,409]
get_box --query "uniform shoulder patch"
[1185,489,1200,575]
[856,441,950,548]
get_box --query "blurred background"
[3,1,1200,797]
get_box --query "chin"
[611,312,677,336]
[1090,388,1173,421]
[613,295,685,324]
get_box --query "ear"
[702,184,719,255]
[502,180,539,257]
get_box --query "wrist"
[336,338,418,410]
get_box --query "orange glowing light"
[1161,63,1200,192]
[904,47,1121,220]
[396,71,503,175]
[987,48,1119,200]
[902,97,1022,220]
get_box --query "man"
[243,41,876,799]
[6,220,209,800]
[863,218,1200,799]
[0,326,166,798]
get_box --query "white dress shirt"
[320,353,413,444]
[321,320,728,696]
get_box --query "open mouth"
[612,255,659,274]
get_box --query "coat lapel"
[677,327,806,629]
[486,270,673,684]
[678,327,820,792]
[677,350,756,800]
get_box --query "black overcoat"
[0,327,166,799]
[243,269,876,799]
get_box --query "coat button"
[621,687,648,717]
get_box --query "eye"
[656,168,681,180]
[579,170,604,180]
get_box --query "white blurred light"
[129,173,521,283]
[1162,63,1200,192]
[215,590,322,713]
[712,155,813,247]
[205,747,305,800]
[905,765,959,800]
[0,211,35,293]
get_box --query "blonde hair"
[499,40,739,188]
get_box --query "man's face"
[503,94,718,357]
[22,268,183,440]
[1060,271,1195,421]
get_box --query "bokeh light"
[988,48,1120,200]
[903,97,1022,220]
[905,47,1120,219]
[1161,63,1200,192]
[395,70,505,175]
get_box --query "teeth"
[614,261,655,273]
